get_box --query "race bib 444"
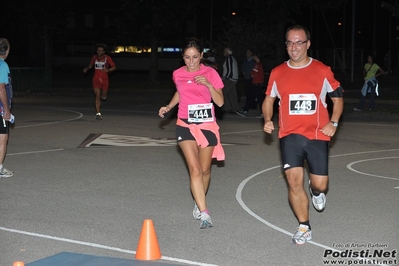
[188,103,214,122]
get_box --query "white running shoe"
[193,203,201,220]
[95,113,102,120]
[291,224,312,245]
[199,212,213,229]
[0,167,14,178]
[309,181,326,212]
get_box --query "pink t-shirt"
[173,64,223,119]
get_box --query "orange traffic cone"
[135,219,162,260]
[13,262,25,266]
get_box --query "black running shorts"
[0,116,10,134]
[176,120,217,147]
[279,134,330,175]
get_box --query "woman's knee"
[201,167,211,177]
[188,165,203,178]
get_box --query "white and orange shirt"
[266,58,340,141]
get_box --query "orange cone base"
[135,219,162,260]
[13,262,25,266]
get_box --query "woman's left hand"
[194,76,210,88]
[158,106,171,118]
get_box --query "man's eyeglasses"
[285,40,308,47]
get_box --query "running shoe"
[193,202,201,220]
[309,181,326,212]
[95,113,102,120]
[235,110,247,117]
[291,224,312,245]
[199,212,213,229]
[0,167,14,178]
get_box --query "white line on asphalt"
[2,108,219,265]
[0,226,218,266]
[330,149,399,158]
[236,168,389,266]
[221,129,263,135]
[8,149,64,156]
[342,122,399,127]
[236,149,398,266]
[221,121,399,137]
[347,157,399,181]
[15,108,83,128]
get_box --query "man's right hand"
[263,120,274,134]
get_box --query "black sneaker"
[235,110,247,117]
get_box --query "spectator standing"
[236,53,265,117]
[241,49,256,101]
[353,54,385,111]
[205,50,218,70]
[222,47,240,113]
[0,38,14,178]
[201,51,218,70]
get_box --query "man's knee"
[285,168,304,187]
[310,175,328,191]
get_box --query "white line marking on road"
[15,108,83,128]
[236,167,389,266]
[221,122,399,137]
[84,134,177,147]
[3,107,219,265]
[330,149,399,158]
[8,149,64,156]
[347,157,399,181]
[342,122,399,127]
[6,105,398,266]
[0,226,218,266]
[237,149,398,266]
[221,129,263,135]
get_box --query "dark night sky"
[309,0,397,58]
[197,0,398,60]
[1,0,398,66]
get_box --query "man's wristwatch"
[331,121,338,127]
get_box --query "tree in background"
[382,0,399,16]
[215,0,346,70]
[0,0,348,84]
[2,0,74,67]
